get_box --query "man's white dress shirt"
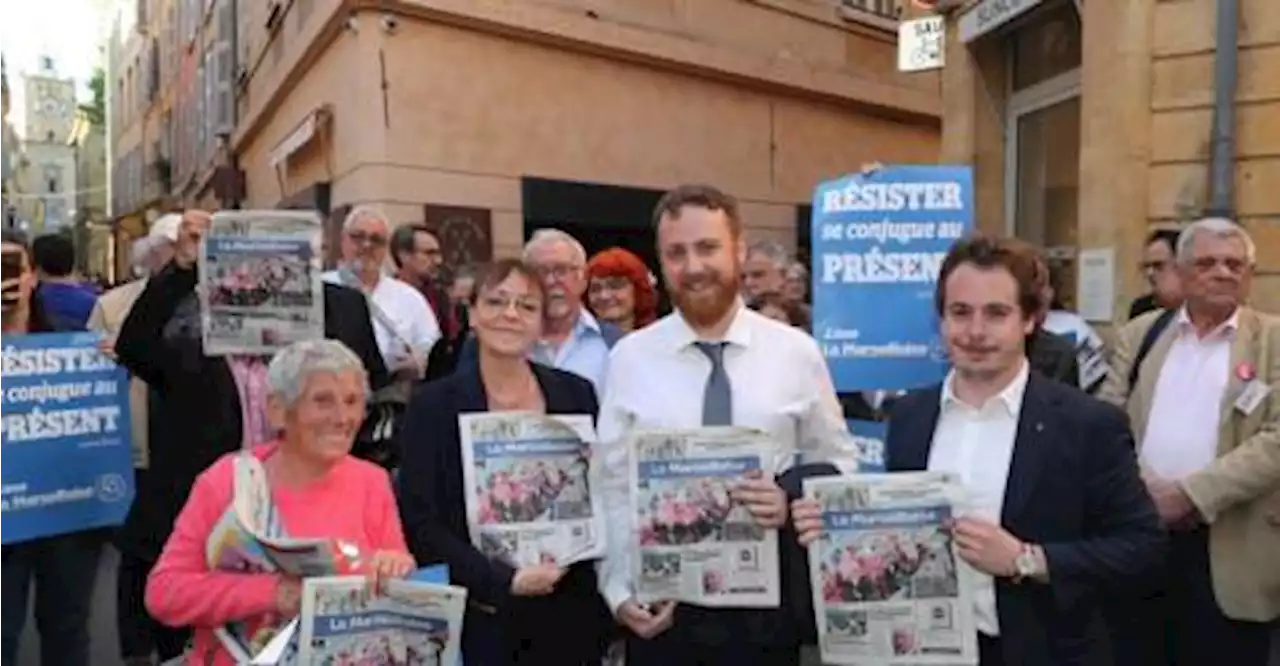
[1140,307,1238,481]
[322,270,441,367]
[926,360,1029,637]
[595,304,858,614]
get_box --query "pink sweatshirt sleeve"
[146,458,281,628]
[367,466,410,555]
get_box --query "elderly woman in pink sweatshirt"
[145,339,415,664]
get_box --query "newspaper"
[804,472,978,666]
[199,209,324,356]
[629,427,780,608]
[227,451,361,576]
[458,412,605,567]
[298,576,467,666]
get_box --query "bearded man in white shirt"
[596,184,858,666]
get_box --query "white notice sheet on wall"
[1076,247,1116,323]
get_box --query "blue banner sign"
[1,332,135,544]
[846,419,888,473]
[811,165,974,391]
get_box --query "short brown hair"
[934,234,1044,317]
[651,184,742,237]
[470,258,545,306]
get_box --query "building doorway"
[521,177,670,313]
[1003,0,1083,307]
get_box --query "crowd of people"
[0,178,1275,666]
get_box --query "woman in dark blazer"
[397,258,611,666]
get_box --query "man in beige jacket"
[1099,217,1279,666]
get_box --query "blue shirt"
[529,309,612,395]
[36,282,98,331]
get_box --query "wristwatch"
[1013,544,1042,581]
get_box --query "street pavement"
[16,546,125,666]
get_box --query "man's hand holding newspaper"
[793,498,1038,579]
[731,469,789,528]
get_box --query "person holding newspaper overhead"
[145,339,415,665]
[397,258,612,665]
[791,234,1166,666]
[595,184,858,666]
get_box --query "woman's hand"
[275,576,302,616]
[510,562,564,597]
[367,550,416,589]
[791,498,825,547]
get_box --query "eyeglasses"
[589,276,631,294]
[476,293,542,317]
[533,264,581,281]
[347,230,387,247]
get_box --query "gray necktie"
[696,342,733,426]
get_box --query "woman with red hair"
[585,247,658,334]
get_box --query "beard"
[670,270,740,329]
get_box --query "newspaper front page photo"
[629,427,781,609]
[459,412,605,567]
[199,210,325,356]
[804,472,978,666]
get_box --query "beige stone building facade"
[224,0,940,269]
[925,0,1280,321]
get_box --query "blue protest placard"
[1,332,135,544]
[846,419,888,473]
[811,165,974,391]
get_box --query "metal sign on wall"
[898,16,945,72]
[958,0,1046,43]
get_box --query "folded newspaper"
[204,453,366,664]
[803,472,978,666]
[459,412,605,567]
[298,576,467,666]
[199,209,324,356]
[629,427,781,608]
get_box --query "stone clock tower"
[18,56,78,230]
[22,56,77,145]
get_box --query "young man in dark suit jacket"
[793,235,1164,666]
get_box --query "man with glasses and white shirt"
[595,184,857,666]
[323,206,440,377]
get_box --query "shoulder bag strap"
[1127,308,1178,397]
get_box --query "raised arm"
[114,263,198,389]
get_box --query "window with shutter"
[214,0,235,134]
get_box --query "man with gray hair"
[741,239,791,301]
[322,206,440,376]
[1099,217,1278,665]
[456,228,622,393]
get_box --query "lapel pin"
[1035,422,1044,432]
[1236,362,1257,382]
